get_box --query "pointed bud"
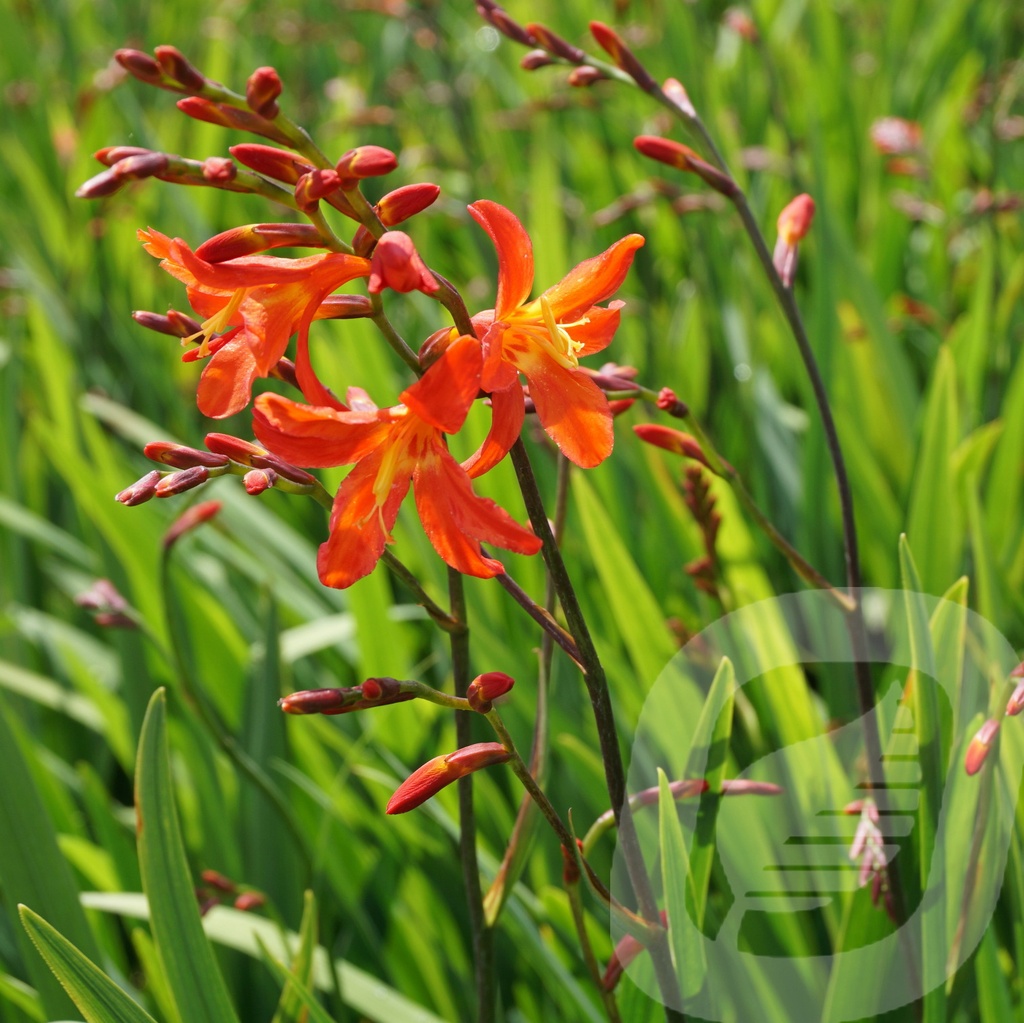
[153,46,206,92]
[114,49,165,85]
[633,424,713,470]
[467,671,515,712]
[377,182,441,226]
[133,309,203,338]
[520,49,556,70]
[233,892,265,911]
[589,21,657,91]
[176,97,290,144]
[76,152,170,198]
[633,136,737,197]
[608,398,635,416]
[279,678,411,715]
[386,742,511,814]
[279,688,352,714]
[294,169,342,212]
[205,433,267,464]
[476,2,536,47]
[524,23,586,63]
[94,145,152,166]
[116,470,162,506]
[250,452,317,485]
[155,466,210,498]
[773,193,815,287]
[195,222,326,263]
[1007,681,1024,717]
[163,499,222,550]
[662,78,696,118]
[567,66,606,87]
[229,144,312,184]
[246,66,282,119]
[145,441,231,469]
[243,468,277,494]
[75,579,129,614]
[965,718,1000,776]
[336,145,399,185]
[314,294,374,320]
[367,232,438,295]
[200,869,236,893]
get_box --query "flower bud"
[633,424,713,470]
[589,21,657,91]
[243,468,277,494]
[386,742,511,814]
[163,500,222,550]
[250,452,317,485]
[195,222,326,263]
[229,144,312,184]
[116,470,162,506]
[200,869,236,893]
[965,718,1000,776]
[525,23,586,63]
[144,441,231,469]
[294,169,342,212]
[132,309,203,338]
[246,66,282,119]
[869,117,922,156]
[521,49,556,70]
[177,97,290,144]
[205,433,267,464]
[154,46,206,92]
[1006,681,1024,716]
[279,688,351,714]
[94,145,152,166]
[316,294,374,320]
[377,182,441,227]
[155,466,209,498]
[662,78,696,118]
[368,231,438,295]
[773,193,815,287]
[201,157,236,183]
[633,136,737,197]
[476,2,537,47]
[336,145,399,185]
[467,671,515,712]
[233,892,265,911]
[1010,660,1024,679]
[75,579,129,614]
[655,386,689,418]
[114,49,165,85]
[567,66,606,87]
[76,152,170,198]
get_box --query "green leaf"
[135,688,241,1023]
[18,906,158,1023]
[271,890,320,1023]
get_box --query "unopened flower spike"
[773,193,815,287]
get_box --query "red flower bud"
[94,145,152,166]
[476,3,537,47]
[655,386,689,418]
[200,869,236,893]
[249,452,316,485]
[294,169,342,212]
[114,49,165,85]
[243,468,277,494]
[163,500,222,550]
[154,46,206,92]
[467,671,515,712]
[589,21,657,91]
[520,49,557,71]
[155,466,210,497]
[525,23,586,63]
[377,182,441,226]
[567,66,606,87]
[246,66,282,119]
[177,97,289,143]
[132,309,199,338]
[1010,660,1024,679]
[1007,681,1024,717]
[195,222,326,263]
[144,442,231,469]
[116,470,162,506]
[386,742,511,814]
[336,145,398,184]
[76,578,129,613]
[368,231,438,295]
[316,294,374,319]
[201,157,236,183]
[205,433,267,464]
[633,424,713,470]
[662,78,696,118]
[965,718,1000,776]
[279,688,351,714]
[773,193,815,286]
[233,892,265,911]
[633,136,737,197]
[229,144,312,184]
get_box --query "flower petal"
[538,234,644,323]
[414,446,540,577]
[462,383,525,479]
[568,300,624,356]
[401,334,482,435]
[197,337,260,418]
[520,346,613,467]
[318,449,409,589]
[468,200,534,318]
[253,392,393,466]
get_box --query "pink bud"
[965,718,1000,776]
[201,157,236,183]
[376,182,442,227]
[1007,681,1024,717]
[386,742,511,814]
[777,194,816,246]
[567,66,606,87]
[634,136,737,196]
[155,466,209,497]
[476,2,536,47]
[229,144,312,184]
[466,671,515,712]
[94,145,152,166]
[367,232,438,295]
[243,468,276,494]
[870,117,922,156]
[116,470,162,506]
[114,49,165,85]
[520,49,556,70]
[233,892,265,912]
[246,66,282,119]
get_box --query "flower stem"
[447,568,495,1023]
[508,440,685,1018]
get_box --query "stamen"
[182,287,247,357]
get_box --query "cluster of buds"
[279,677,414,716]
[844,798,895,921]
[683,465,723,598]
[75,578,135,629]
[195,869,266,917]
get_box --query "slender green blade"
[272,890,320,1023]
[135,688,241,1023]
[18,907,158,1023]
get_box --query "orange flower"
[139,228,370,418]
[465,201,644,469]
[252,335,541,588]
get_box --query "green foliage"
[2,0,1023,1020]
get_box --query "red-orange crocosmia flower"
[251,335,541,589]
[465,200,644,469]
[139,228,370,418]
